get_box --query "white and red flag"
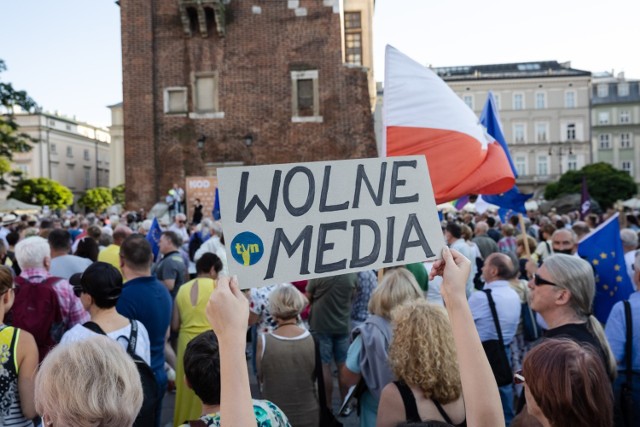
[383,46,515,204]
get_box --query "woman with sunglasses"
[527,254,617,380]
[515,338,613,427]
[0,265,38,426]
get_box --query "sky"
[2,0,640,127]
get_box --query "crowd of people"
[0,205,638,427]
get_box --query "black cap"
[69,262,123,301]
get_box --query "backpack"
[83,320,159,427]
[10,276,64,362]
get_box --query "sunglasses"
[514,370,525,385]
[73,286,84,298]
[533,273,561,287]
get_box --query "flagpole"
[518,214,531,258]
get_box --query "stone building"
[591,73,640,186]
[120,0,377,210]
[11,112,111,201]
[436,61,592,195]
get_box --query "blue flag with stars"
[578,213,633,323]
[145,217,162,261]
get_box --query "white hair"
[15,236,51,268]
[621,228,638,249]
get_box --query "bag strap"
[482,289,505,347]
[394,381,421,422]
[127,319,138,356]
[624,300,633,389]
[83,321,107,335]
[312,335,330,410]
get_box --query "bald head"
[552,229,577,255]
[483,253,514,282]
[475,221,489,235]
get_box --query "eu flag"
[578,213,634,323]
[145,217,162,261]
[479,92,532,213]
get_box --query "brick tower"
[120,0,377,210]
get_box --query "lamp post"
[549,145,573,176]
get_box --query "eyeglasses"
[73,286,84,298]
[178,220,186,224]
[514,370,525,385]
[533,273,561,287]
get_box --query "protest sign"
[185,176,218,221]
[218,156,445,288]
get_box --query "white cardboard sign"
[218,156,444,288]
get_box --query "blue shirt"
[469,280,521,345]
[605,292,640,371]
[116,276,172,385]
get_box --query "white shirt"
[60,320,151,365]
[169,223,190,244]
[450,238,476,297]
[624,250,636,284]
[194,235,229,277]
[469,280,521,345]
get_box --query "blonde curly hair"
[388,300,462,403]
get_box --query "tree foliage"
[9,178,73,209]
[111,183,125,205]
[0,60,36,159]
[79,187,114,213]
[544,162,636,209]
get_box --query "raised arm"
[430,247,504,427]
[206,276,254,427]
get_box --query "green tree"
[1,60,36,159]
[78,187,114,213]
[111,183,125,205]
[8,178,73,209]
[544,162,636,209]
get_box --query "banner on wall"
[185,176,218,222]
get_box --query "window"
[598,112,610,125]
[344,12,362,66]
[535,123,548,143]
[513,93,524,110]
[83,149,90,161]
[599,134,611,149]
[620,110,631,124]
[620,133,632,149]
[84,168,91,189]
[16,164,28,176]
[50,143,57,154]
[66,146,73,158]
[566,123,576,141]
[515,156,527,176]
[565,91,576,108]
[535,92,546,109]
[193,73,219,113]
[163,87,188,114]
[537,155,548,176]
[621,161,633,175]
[291,70,321,122]
[513,124,526,143]
[597,84,609,97]
[567,155,577,171]
[618,83,630,97]
[462,94,474,110]
[67,165,75,186]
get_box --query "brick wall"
[121,0,377,210]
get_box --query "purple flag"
[580,176,591,220]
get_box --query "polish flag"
[383,46,515,204]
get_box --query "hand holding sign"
[430,247,471,304]
[206,276,249,340]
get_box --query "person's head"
[174,213,187,227]
[501,223,515,237]
[571,221,590,241]
[35,335,143,427]
[75,236,100,262]
[5,231,20,248]
[486,216,497,228]
[368,268,423,320]
[119,234,153,274]
[474,221,489,236]
[551,229,577,255]
[460,224,473,241]
[113,225,133,246]
[0,265,15,313]
[159,231,181,255]
[482,253,514,283]
[15,236,50,269]
[539,223,556,241]
[47,228,71,254]
[444,222,462,244]
[183,331,221,405]
[389,300,461,403]
[87,224,102,241]
[620,228,638,252]
[268,284,308,321]
[516,235,537,257]
[70,262,123,310]
[522,338,612,427]
[195,252,223,277]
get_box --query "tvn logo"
[230,232,264,266]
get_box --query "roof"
[434,60,591,81]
